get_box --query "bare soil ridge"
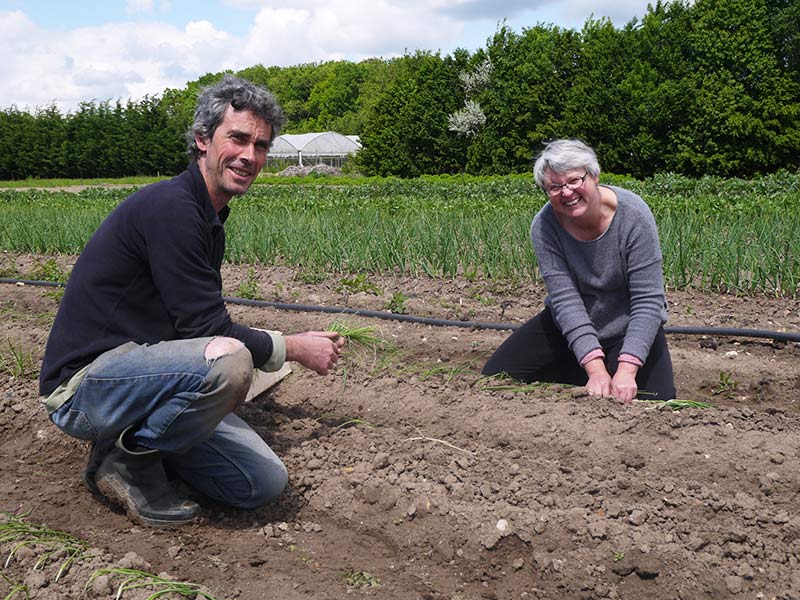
[1,255,799,599]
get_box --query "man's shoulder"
[136,169,195,200]
[123,170,201,214]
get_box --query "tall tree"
[306,61,364,133]
[615,0,695,177]
[672,0,800,175]
[357,51,468,177]
[558,17,637,173]
[465,25,581,174]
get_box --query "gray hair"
[186,74,285,161]
[533,139,601,189]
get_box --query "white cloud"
[431,0,552,20]
[0,13,238,111]
[240,1,465,67]
[126,0,174,17]
[558,0,652,26]
[0,0,655,112]
[126,0,155,16]
[1,2,474,111]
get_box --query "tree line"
[1,0,797,181]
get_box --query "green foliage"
[0,573,28,600]
[0,511,91,582]
[0,341,38,379]
[356,51,470,177]
[0,511,215,599]
[0,97,187,180]
[86,568,218,599]
[713,371,739,396]
[235,268,264,300]
[341,570,380,589]
[385,292,409,314]
[1,173,800,296]
[337,273,381,295]
[29,258,68,283]
[2,0,798,180]
[326,320,393,353]
[668,0,800,176]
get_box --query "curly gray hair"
[186,74,285,161]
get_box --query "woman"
[482,139,675,403]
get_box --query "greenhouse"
[268,132,361,167]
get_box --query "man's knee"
[233,461,289,509]
[205,336,246,361]
[204,337,254,405]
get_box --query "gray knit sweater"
[530,185,668,364]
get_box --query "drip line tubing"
[3,278,799,343]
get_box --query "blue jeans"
[50,337,288,509]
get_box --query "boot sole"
[96,473,200,529]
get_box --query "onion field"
[1,172,798,296]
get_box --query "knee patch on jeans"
[205,342,254,406]
[204,336,246,361]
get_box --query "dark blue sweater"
[39,163,274,396]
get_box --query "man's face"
[196,105,271,208]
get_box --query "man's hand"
[611,362,639,404]
[284,331,345,375]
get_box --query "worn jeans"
[50,337,288,509]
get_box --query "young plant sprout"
[316,414,376,430]
[326,320,391,352]
[85,568,218,600]
[0,511,91,582]
[635,398,714,410]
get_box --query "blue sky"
[1,0,655,111]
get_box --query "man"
[39,75,344,528]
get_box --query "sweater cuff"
[618,353,643,367]
[257,331,286,372]
[579,348,605,366]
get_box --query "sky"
[0,0,656,112]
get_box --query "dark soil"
[1,253,799,600]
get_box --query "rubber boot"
[83,437,117,496]
[94,429,202,528]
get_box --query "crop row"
[1,174,798,296]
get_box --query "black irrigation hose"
[4,277,800,343]
[224,296,517,331]
[223,297,800,343]
[1,278,63,288]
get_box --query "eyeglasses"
[544,172,588,197]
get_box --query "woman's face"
[543,167,597,221]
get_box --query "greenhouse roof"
[269,131,362,158]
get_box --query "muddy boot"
[83,437,117,496]
[94,430,201,528]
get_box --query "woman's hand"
[584,358,612,398]
[611,362,639,404]
[584,358,639,403]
